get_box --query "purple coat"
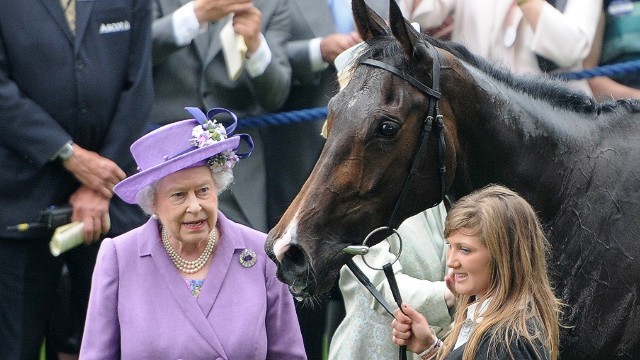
[80,213,306,360]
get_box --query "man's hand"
[233,5,262,55]
[69,186,111,244]
[193,0,253,24]
[320,32,362,64]
[62,143,125,199]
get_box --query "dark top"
[446,330,549,360]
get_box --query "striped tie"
[60,0,76,34]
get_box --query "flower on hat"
[189,119,239,173]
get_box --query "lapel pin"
[239,248,257,268]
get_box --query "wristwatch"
[57,141,74,162]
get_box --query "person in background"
[329,204,455,360]
[151,0,291,232]
[398,0,601,95]
[261,1,388,358]
[585,0,640,99]
[263,0,389,229]
[392,185,562,360]
[80,108,306,359]
[0,0,153,358]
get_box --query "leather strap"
[346,260,408,360]
[346,260,395,316]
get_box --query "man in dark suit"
[261,1,388,358]
[0,0,153,358]
[151,0,291,233]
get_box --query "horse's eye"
[377,121,400,137]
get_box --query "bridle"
[362,41,447,228]
[343,41,447,360]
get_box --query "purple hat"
[114,107,253,204]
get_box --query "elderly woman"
[80,108,306,359]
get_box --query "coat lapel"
[193,27,211,63]
[196,213,244,318]
[201,19,226,66]
[139,219,227,357]
[74,0,94,51]
[41,0,75,44]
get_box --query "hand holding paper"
[50,222,85,256]
[220,14,247,81]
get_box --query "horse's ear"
[388,0,420,56]
[352,0,389,41]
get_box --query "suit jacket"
[80,213,306,359]
[0,0,153,238]
[445,325,549,360]
[151,0,292,232]
[263,0,389,228]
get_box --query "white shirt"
[397,0,602,95]
[454,298,491,350]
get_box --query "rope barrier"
[236,107,328,131]
[236,60,640,130]
[554,60,640,81]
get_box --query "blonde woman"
[392,185,561,360]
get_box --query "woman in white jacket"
[398,0,602,95]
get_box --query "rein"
[343,42,447,360]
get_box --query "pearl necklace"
[161,226,216,274]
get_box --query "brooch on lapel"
[239,248,257,268]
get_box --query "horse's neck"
[450,70,599,218]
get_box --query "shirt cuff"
[245,33,271,78]
[172,1,206,46]
[50,140,73,161]
[309,37,329,72]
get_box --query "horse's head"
[265,0,458,297]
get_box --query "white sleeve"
[402,0,457,30]
[528,0,602,67]
[245,33,272,78]
[172,1,207,46]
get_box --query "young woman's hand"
[391,304,438,354]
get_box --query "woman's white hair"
[136,166,234,215]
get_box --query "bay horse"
[264,0,640,358]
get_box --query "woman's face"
[153,166,218,246]
[446,229,492,298]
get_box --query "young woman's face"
[446,229,492,298]
[153,166,219,247]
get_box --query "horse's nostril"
[280,243,316,296]
[283,243,306,267]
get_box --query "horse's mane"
[355,34,640,115]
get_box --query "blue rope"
[236,107,328,131]
[236,61,640,130]
[554,60,640,81]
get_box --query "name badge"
[99,20,131,34]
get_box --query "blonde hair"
[438,185,561,360]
